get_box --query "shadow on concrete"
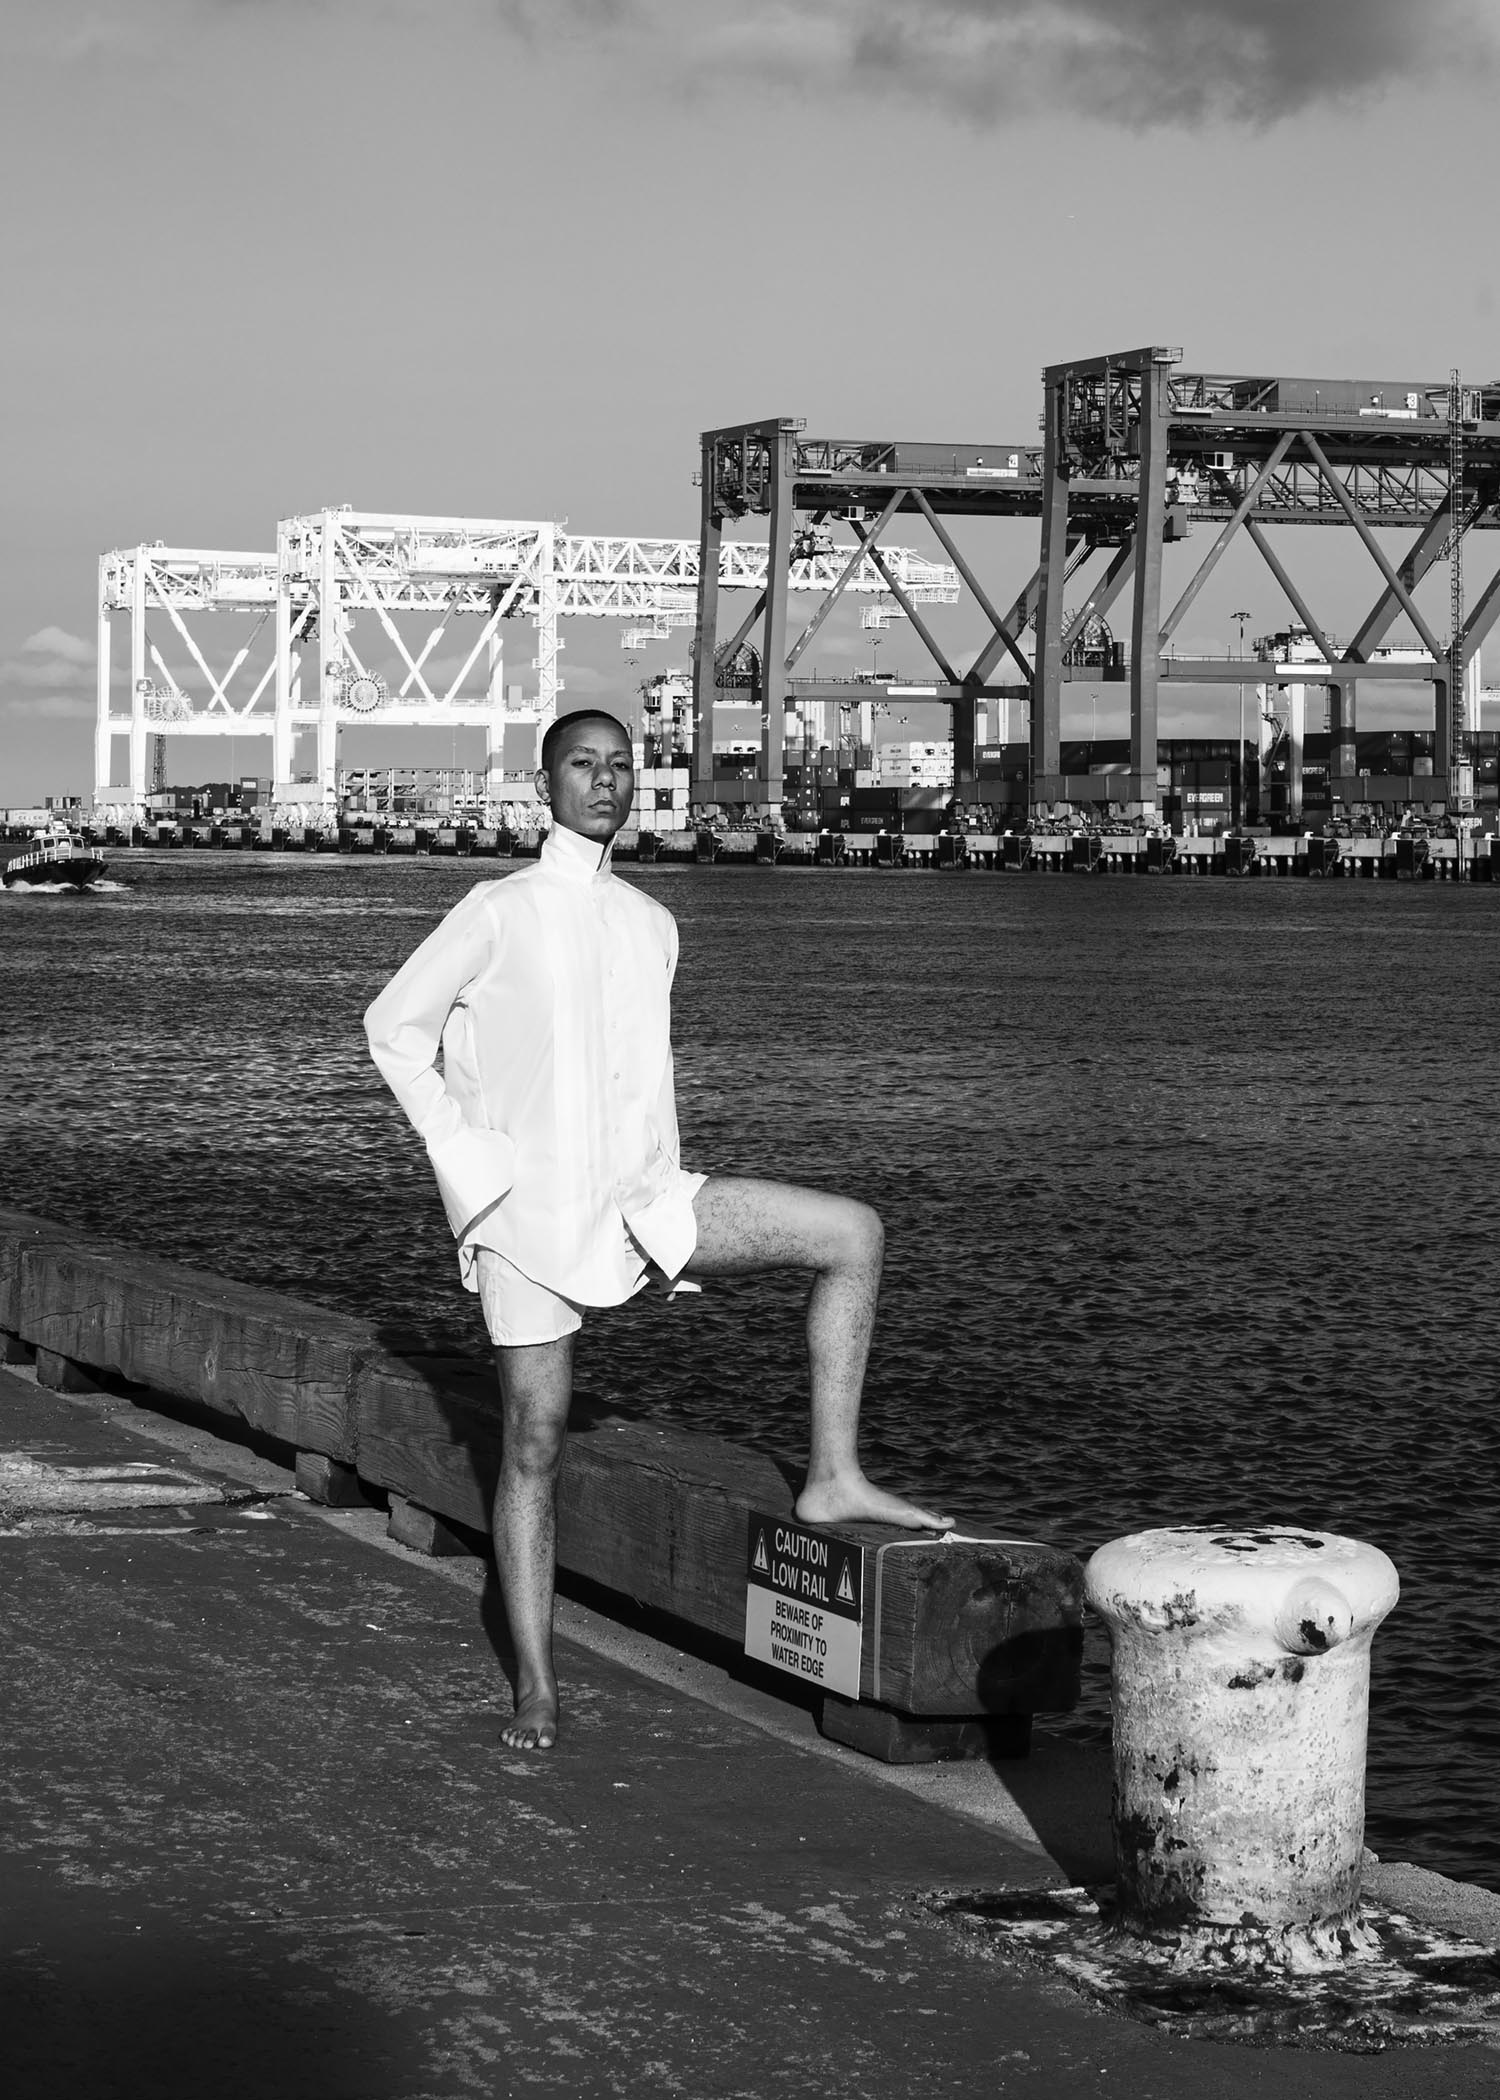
[985,1727,1116,1886]
[6,1919,426,2100]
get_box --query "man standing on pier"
[364,709,949,1750]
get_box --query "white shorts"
[473,1173,707,1347]
[475,1251,586,1347]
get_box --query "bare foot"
[500,1690,558,1752]
[795,1472,952,1534]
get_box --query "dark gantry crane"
[695,352,1500,819]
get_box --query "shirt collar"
[541,820,614,884]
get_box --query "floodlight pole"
[1232,610,1251,824]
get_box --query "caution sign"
[744,1513,864,1699]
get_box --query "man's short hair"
[540,709,633,772]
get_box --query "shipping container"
[858,441,1025,478]
[1260,376,1439,421]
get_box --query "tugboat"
[2,818,107,889]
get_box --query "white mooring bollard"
[1086,1526,1399,1963]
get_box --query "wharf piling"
[56,819,1497,878]
[674,828,1491,878]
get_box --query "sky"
[4,0,1500,803]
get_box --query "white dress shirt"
[363,821,700,1303]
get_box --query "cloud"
[23,625,97,668]
[496,0,1500,128]
[1,629,97,690]
[0,628,98,719]
[36,3,1489,126]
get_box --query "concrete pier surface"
[3,1367,1496,2098]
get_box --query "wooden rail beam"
[0,1208,1084,1739]
[3,1211,367,1461]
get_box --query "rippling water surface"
[4,852,1498,1890]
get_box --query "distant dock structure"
[693,353,1500,822]
[92,348,1500,832]
[93,515,956,811]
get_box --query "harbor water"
[3,852,1498,1892]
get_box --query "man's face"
[538,717,635,842]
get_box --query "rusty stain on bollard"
[1085,1525,1399,1966]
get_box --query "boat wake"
[4,876,126,896]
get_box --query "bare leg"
[684,1176,951,1532]
[492,1333,573,1749]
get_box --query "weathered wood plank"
[900,1536,1086,1715]
[0,1208,58,1333]
[348,1355,1080,1715]
[33,1347,104,1395]
[817,1698,1031,1764]
[352,1353,501,1531]
[552,1415,1082,1714]
[0,1208,1085,1725]
[10,1224,369,1460]
[556,1412,794,1635]
[295,1452,373,1509]
[387,1494,473,1558]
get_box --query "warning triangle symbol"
[836,1559,855,1605]
[753,1530,769,1574]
